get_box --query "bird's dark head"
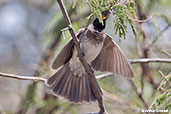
[93,11,109,32]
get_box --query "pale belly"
[69,38,104,77]
[81,38,104,64]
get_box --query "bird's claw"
[88,64,94,74]
[80,51,85,57]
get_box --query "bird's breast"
[80,32,105,63]
[69,28,105,77]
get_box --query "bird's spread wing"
[91,34,134,78]
[51,29,84,69]
[51,39,74,69]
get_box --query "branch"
[161,50,171,58]
[102,89,141,113]
[129,58,171,64]
[129,16,152,23]
[96,73,114,80]
[96,73,149,110]
[0,71,142,113]
[1,58,170,80]
[0,70,154,112]
[159,71,171,88]
[97,73,149,110]
[0,72,46,82]
[149,24,171,48]
[56,0,106,113]
[129,80,149,109]
[0,71,149,110]
[1,58,171,82]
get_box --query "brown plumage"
[47,11,134,103]
[91,34,134,78]
[47,63,96,102]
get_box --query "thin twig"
[129,16,152,23]
[0,72,46,82]
[0,71,141,113]
[129,80,149,109]
[0,72,112,83]
[161,50,171,58]
[56,0,106,113]
[129,58,171,64]
[0,71,157,112]
[97,73,149,110]
[86,0,92,12]
[140,73,145,96]
[61,27,70,32]
[96,73,114,80]
[1,58,170,82]
[149,24,171,48]
[79,17,92,42]
[159,71,171,88]
[102,89,141,113]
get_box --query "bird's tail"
[46,63,101,103]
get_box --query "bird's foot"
[88,64,94,73]
[80,50,85,57]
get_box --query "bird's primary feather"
[91,34,134,78]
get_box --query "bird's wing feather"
[91,34,134,78]
[51,29,84,69]
[51,39,74,69]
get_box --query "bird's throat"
[93,18,106,32]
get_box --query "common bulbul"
[47,11,134,103]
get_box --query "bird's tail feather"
[47,63,99,103]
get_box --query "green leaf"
[84,0,142,40]
[150,89,171,111]
[136,0,144,7]
[160,14,171,25]
[158,74,171,90]
[72,0,78,8]
[128,19,137,37]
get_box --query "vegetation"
[0,0,170,114]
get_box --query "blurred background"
[0,0,170,114]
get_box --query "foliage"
[73,0,143,40]
[158,74,171,91]
[0,0,170,114]
[150,73,171,113]
[150,90,171,112]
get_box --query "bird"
[46,11,134,103]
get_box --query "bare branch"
[129,16,152,23]
[0,72,111,83]
[1,58,170,82]
[161,50,171,58]
[102,89,141,113]
[129,58,171,64]
[56,0,106,113]
[96,73,114,80]
[0,72,47,82]
[97,73,149,110]
[129,80,149,109]
[149,24,171,48]
[79,17,92,41]
[159,71,171,88]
